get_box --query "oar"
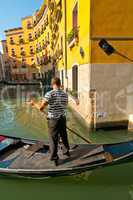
[66,127,92,144]
[41,110,92,144]
[26,102,92,144]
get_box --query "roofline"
[21,15,32,20]
[4,27,22,33]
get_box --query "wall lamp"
[99,39,133,62]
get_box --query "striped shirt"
[44,89,68,119]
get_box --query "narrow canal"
[0,85,133,200]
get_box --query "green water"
[0,85,133,200]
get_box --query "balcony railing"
[67,27,79,47]
[52,33,56,40]
[10,41,15,45]
[27,24,33,29]
[48,1,55,12]
[56,9,62,22]
[11,53,16,57]
[30,51,35,55]
[19,39,24,44]
[12,65,17,69]
[20,51,26,56]
[29,37,33,42]
[31,63,36,69]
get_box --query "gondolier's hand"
[27,99,48,111]
[27,100,35,107]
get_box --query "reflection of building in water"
[2,0,133,130]
[1,40,11,81]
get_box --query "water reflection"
[0,85,90,143]
[0,86,133,199]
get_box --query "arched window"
[72,65,78,97]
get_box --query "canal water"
[0,85,133,200]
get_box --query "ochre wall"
[91,0,133,37]
[91,0,133,64]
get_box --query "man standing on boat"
[29,77,70,166]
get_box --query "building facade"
[4,16,37,81]
[2,0,133,130]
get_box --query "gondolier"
[29,77,70,166]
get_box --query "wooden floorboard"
[7,144,102,169]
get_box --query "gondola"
[0,134,132,178]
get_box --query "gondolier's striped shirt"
[44,89,68,119]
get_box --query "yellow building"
[3,0,133,129]
[48,0,133,130]
[33,2,52,82]
[4,16,37,81]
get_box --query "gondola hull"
[0,134,132,178]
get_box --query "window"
[22,58,26,63]
[72,2,78,28]
[11,49,15,55]
[5,46,8,53]
[27,21,32,29]
[48,32,50,41]
[29,33,32,40]
[10,37,14,44]
[61,36,63,50]
[72,65,78,98]
[61,70,64,86]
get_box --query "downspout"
[64,0,68,91]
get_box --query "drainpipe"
[64,0,68,91]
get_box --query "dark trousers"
[48,116,70,161]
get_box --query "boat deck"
[6,143,106,170]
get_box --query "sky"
[0,0,44,51]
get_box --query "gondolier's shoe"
[50,156,59,167]
[63,151,71,159]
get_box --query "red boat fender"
[0,136,6,142]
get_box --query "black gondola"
[0,134,132,178]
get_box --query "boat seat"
[0,138,14,152]
[0,136,6,142]
[21,142,46,158]
[82,145,104,159]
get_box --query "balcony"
[29,37,33,42]
[19,38,24,44]
[54,49,63,61]
[43,55,50,65]
[21,65,27,68]
[36,48,40,53]
[12,65,17,69]
[56,9,62,22]
[27,24,33,29]
[10,40,15,45]
[44,16,49,27]
[30,51,35,55]
[20,51,26,56]
[67,27,79,48]
[11,53,16,57]
[52,33,56,40]
[53,24,59,32]
[35,34,38,40]
[42,43,47,50]
[39,47,42,52]
[41,27,44,34]
[31,63,36,68]
[58,49,63,59]
[48,1,55,13]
